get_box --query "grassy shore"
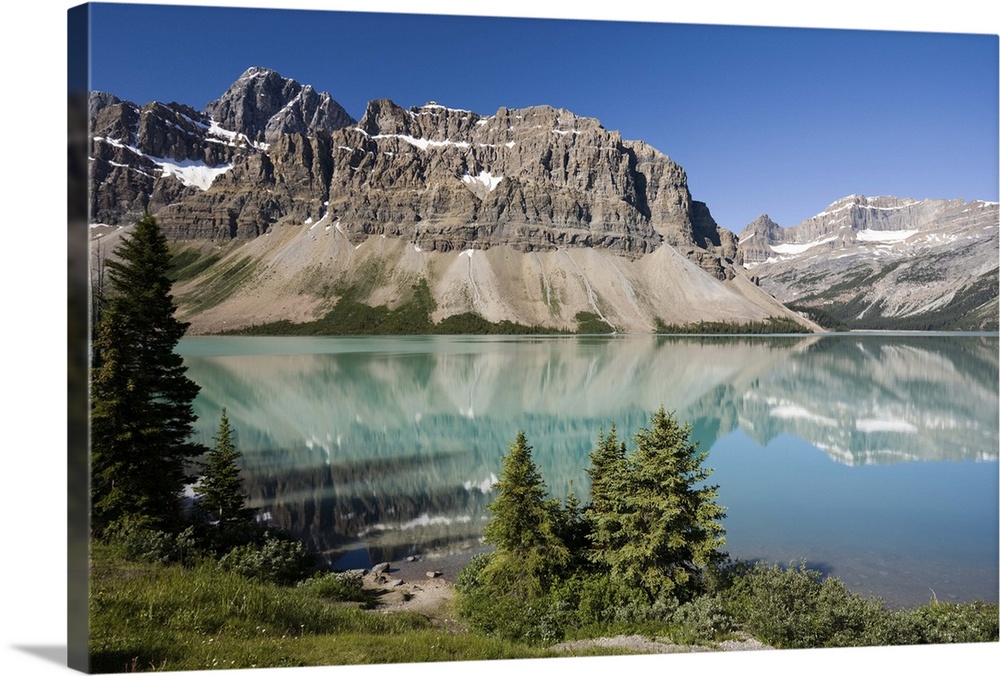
[89,541,999,673]
[87,544,632,673]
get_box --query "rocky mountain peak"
[822,194,919,214]
[88,67,826,334]
[205,67,355,143]
[238,65,281,80]
[746,214,780,231]
[311,97,733,267]
[89,91,126,118]
[736,214,784,266]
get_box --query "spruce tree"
[196,408,255,530]
[595,407,727,601]
[481,430,570,597]
[549,483,589,565]
[90,213,203,534]
[585,424,630,560]
[586,425,627,510]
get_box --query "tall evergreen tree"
[481,430,570,597]
[196,408,255,530]
[585,424,630,558]
[551,483,588,557]
[90,213,203,534]
[594,407,727,601]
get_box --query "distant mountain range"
[87,67,997,333]
[737,195,998,330]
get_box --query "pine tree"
[481,430,570,597]
[594,407,727,601]
[585,424,630,558]
[551,483,588,559]
[196,408,255,530]
[90,213,203,534]
[586,424,628,513]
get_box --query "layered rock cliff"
[89,67,810,333]
[90,67,738,268]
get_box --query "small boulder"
[371,562,390,575]
[426,570,442,578]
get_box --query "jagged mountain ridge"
[88,67,812,333]
[88,67,358,227]
[205,66,355,144]
[90,66,737,266]
[736,195,999,330]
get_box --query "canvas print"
[69,1,999,673]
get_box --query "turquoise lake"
[176,333,999,608]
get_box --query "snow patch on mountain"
[856,229,918,244]
[94,135,233,190]
[370,132,472,150]
[736,195,999,330]
[770,235,837,256]
[461,170,503,194]
[205,118,268,150]
[150,155,233,190]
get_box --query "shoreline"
[356,546,490,585]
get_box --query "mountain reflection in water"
[178,333,998,607]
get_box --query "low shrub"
[455,554,571,643]
[720,561,901,648]
[217,533,315,585]
[668,594,737,644]
[902,601,1000,644]
[457,557,716,644]
[111,516,200,567]
[297,571,369,604]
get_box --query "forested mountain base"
[788,268,998,331]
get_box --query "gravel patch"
[552,633,773,654]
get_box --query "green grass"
[435,313,565,335]
[227,278,565,336]
[575,311,615,334]
[784,304,851,332]
[181,256,261,315]
[225,278,435,335]
[88,544,624,673]
[167,246,222,284]
[718,561,999,649]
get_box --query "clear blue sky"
[84,1,999,233]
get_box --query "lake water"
[176,333,999,608]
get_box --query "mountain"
[205,66,355,144]
[736,195,999,331]
[88,67,814,334]
[88,67,357,227]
